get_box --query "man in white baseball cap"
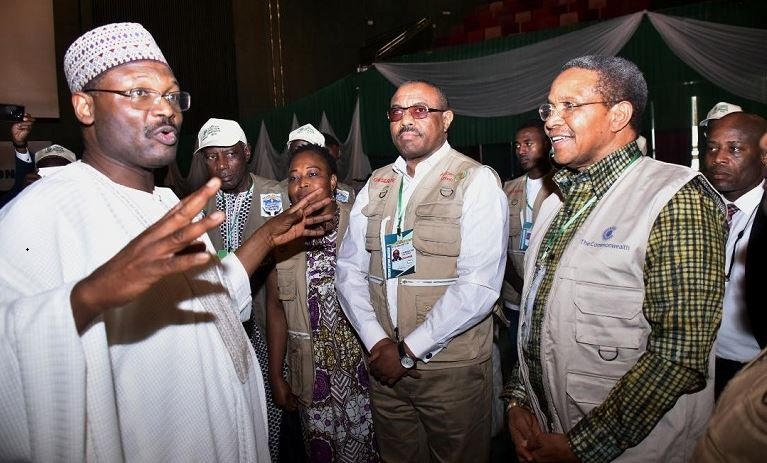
[700,101,743,128]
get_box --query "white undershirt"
[336,141,508,361]
[716,180,764,362]
[523,176,544,226]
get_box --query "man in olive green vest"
[336,80,508,462]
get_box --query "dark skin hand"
[368,338,421,385]
[526,432,580,463]
[70,178,334,333]
[508,405,543,463]
[265,268,298,412]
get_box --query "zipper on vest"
[400,278,458,287]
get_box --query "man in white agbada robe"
[0,23,333,462]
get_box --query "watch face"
[400,356,415,369]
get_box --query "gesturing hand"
[70,177,225,331]
[262,187,335,247]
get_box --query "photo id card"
[384,229,416,279]
[519,221,533,251]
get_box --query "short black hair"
[516,119,551,152]
[398,80,450,109]
[321,132,339,148]
[289,143,337,176]
[562,55,648,133]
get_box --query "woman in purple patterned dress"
[266,144,379,462]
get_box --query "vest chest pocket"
[574,282,647,352]
[286,331,313,406]
[362,200,385,251]
[413,201,462,257]
[276,268,297,302]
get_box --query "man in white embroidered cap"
[0,22,333,462]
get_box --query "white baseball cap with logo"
[195,118,248,153]
[700,101,743,127]
[287,124,325,147]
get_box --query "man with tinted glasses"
[0,23,333,462]
[503,56,726,463]
[336,80,508,462]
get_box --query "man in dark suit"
[745,131,767,349]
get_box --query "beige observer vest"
[520,157,723,462]
[204,173,282,331]
[502,173,556,307]
[363,149,500,370]
[274,202,351,406]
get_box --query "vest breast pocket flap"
[413,201,462,257]
[574,282,646,350]
[362,202,384,251]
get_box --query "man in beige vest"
[336,80,508,462]
[502,119,555,364]
[197,117,285,461]
[504,55,726,463]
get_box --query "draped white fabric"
[249,121,283,180]
[247,97,372,186]
[374,12,644,117]
[374,11,767,115]
[647,12,767,104]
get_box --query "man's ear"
[609,101,633,133]
[244,143,252,163]
[72,92,95,125]
[441,110,454,133]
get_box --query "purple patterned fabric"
[300,208,379,462]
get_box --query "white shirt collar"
[730,179,765,215]
[393,140,452,180]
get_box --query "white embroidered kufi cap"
[287,124,325,147]
[195,118,248,153]
[35,144,77,164]
[64,22,168,93]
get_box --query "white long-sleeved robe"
[0,162,270,462]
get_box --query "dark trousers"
[715,356,747,400]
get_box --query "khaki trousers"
[369,360,492,463]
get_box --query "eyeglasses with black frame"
[82,88,191,112]
[538,101,607,122]
[387,104,448,122]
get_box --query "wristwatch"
[398,340,416,369]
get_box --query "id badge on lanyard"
[384,229,416,279]
[520,221,533,251]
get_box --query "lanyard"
[539,196,596,263]
[538,154,641,264]
[395,176,406,234]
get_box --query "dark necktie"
[726,203,739,227]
